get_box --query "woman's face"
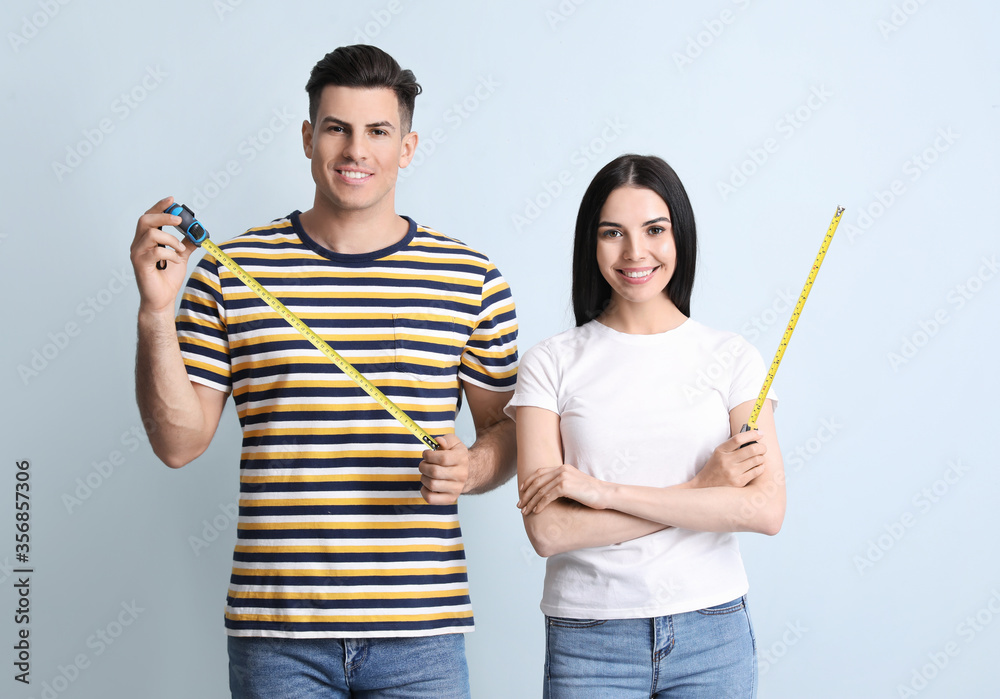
[595,186,677,308]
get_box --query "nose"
[342,132,367,162]
[623,235,646,261]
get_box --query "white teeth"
[622,269,653,278]
[340,170,369,179]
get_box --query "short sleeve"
[503,343,560,419]
[175,254,232,393]
[459,263,519,391]
[728,336,777,411]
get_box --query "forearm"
[605,474,786,535]
[464,417,516,494]
[135,308,215,467]
[524,499,666,557]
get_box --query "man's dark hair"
[572,154,698,326]
[305,45,422,132]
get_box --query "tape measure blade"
[201,239,440,449]
[746,206,843,427]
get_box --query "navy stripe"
[238,504,456,518]
[236,527,463,540]
[238,408,457,426]
[238,457,428,470]
[240,481,418,493]
[227,595,471,610]
[229,572,469,587]
[224,617,474,633]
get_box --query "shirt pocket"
[392,313,463,376]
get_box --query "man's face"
[302,85,417,215]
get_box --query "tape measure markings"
[163,203,439,450]
[746,206,844,430]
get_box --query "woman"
[506,154,784,698]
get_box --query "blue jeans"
[227,633,471,698]
[544,596,756,698]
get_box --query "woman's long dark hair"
[572,154,697,326]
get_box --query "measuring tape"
[162,203,440,451]
[742,206,845,432]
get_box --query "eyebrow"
[320,116,396,132]
[598,216,671,228]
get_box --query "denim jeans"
[544,596,756,698]
[227,633,471,698]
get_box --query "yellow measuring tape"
[745,206,845,430]
[165,203,440,450]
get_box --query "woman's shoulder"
[521,322,597,363]
[683,319,758,356]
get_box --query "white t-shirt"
[505,318,776,619]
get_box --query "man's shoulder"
[216,214,298,250]
[410,222,493,267]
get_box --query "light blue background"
[1,1,998,697]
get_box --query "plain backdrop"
[1,1,998,697]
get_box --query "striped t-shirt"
[176,212,518,638]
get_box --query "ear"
[302,120,314,159]
[398,130,419,168]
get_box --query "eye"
[371,128,388,136]
[648,226,666,235]
[599,229,622,239]
[327,124,345,133]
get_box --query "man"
[129,45,518,698]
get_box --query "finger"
[743,454,766,475]
[521,468,562,500]
[420,464,463,484]
[731,441,765,465]
[139,211,182,232]
[432,433,464,451]
[421,483,460,505]
[532,487,564,514]
[523,477,561,514]
[732,429,763,449]
[144,195,175,216]
[519,466,557,492]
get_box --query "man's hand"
[130,196,198,315]
[418,434,471,505]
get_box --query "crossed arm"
[514,399,784,558]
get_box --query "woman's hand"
[691,430,767,489]
[518,464,610,515]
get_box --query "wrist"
[137,304,176,328]
[597,480,618,510]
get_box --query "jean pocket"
[695,597,746,616]
[546,616,607,629]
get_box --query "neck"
[299,195,408,255]
[597,294,687,335]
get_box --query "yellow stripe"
[243,220,294,233]
[241,402,452,417]
[225,611,474,623]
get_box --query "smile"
[616,266,659,283]
[337,169,372,180]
